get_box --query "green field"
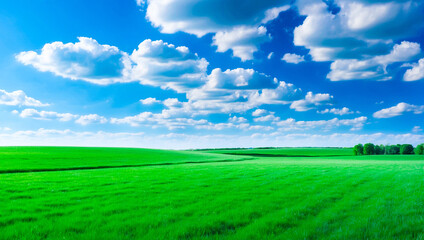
[2,147,424,239]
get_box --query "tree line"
[353,143,424,155]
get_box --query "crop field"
[2,147,424,239]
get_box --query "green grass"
[202,147,353,157]
[0,147,245,172]
[2,147,424,239]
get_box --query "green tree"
[363,143,375,155]
[386,145,400,155]
[375,144,385,155]
[353,144,363,156]
[400,144,414,155]
[415,144,424,155]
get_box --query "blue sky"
[0,0,423,148]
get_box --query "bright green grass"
[2,147,424,239]
[0,147,244,172]
[203,147,353,157]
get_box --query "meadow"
[2,147,424,239]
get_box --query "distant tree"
[375,144,385,155]
[414,144,424,155]
[363,143,375,155]
[353,144,364,156]
[400,144,414,155]
[386,145,400,155]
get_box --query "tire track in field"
[0,157,256,175]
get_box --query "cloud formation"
[294,0,424,80]
[275,116,367,131]
[16,109,107,125]
[327,41,421,81]
[373,102,424,118]
[140,97,161,105]
[16,37,130,84]
[404,58,424,81]
[145,0,291,60]
[17,38,208,93]
[0,89,49,107]
[290,92,333,111]
[282,53,305,64]
[2,128,423,149]
[317,107,354,115]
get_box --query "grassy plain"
[2,147,424,239]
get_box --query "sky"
[0,0,423,149]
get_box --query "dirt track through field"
[0,157,255,175]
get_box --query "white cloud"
[275,116,367,131]
[145,0,290,60]
[282,53,305,64]
[182,69,302,115]
[404,58,424,81]
[229,116,247,123]
[140,97,161,105]
[252,109,268,117]
[412,126,422,133]
[327,41,421,81]
[17,109,107,125]
[253,113,280,122]
[2,128,424,149]
[17,38,340,116]
[19,109,78,122]
[75,114,108,126]
[373,102,424,118]
[129,39,208,92]
[135,0,145,6]
[16,37,130,85]
[0,127,11,131]
[290,92,333,112]
[213,26,270,61]
[0,89,49,107]
[318,107,354,115]
[294,0,424,80]
[267,52,274,60]
[110,112,210,130]
[17,38,208,93]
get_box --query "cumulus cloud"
[16,37,130,85]
[140,97,161,105]
[17,38,208,93]
[0,89,49,107]
[75,114,108,126]
[373,102,424,118]
[16,109,107,125]
[282,53,305,64]
[181,69,302,115]
[275,116,367,131]
[129,39,208,92]
[17,37,337,116]
[213,26,271,61]
[19,109,78,122]
[404,58,424,81]
[252,109,268,117]
[290,92,333,111]
[253,113,280,122]
[110,112,209,130]
[145,0,291,60]
[229,116,247,123]
[318,107,354,115]
[327,41,421,81]
[294,0,424,80]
